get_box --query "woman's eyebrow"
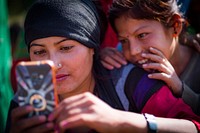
[30,43,44,48]
[30,38,69,48]
[54,38,69,45]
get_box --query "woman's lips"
[56,74,69,82]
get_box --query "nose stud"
[136,48,141,52]
[57,63,62,68]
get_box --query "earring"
[173,22,178,37]
[173,31,178,37]
[57,63,62,68]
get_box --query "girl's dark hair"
[109,0,200,52]
[109,0,179,32]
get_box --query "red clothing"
[99,0,112,15]
[101,23,118,48]
[99,0,118,48]
[142,85,200,131]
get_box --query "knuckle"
[79,114,87,123]
[83,92,91,97]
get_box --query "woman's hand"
[100,47,127,70]
[10,105,54,133]
[141,47,183,96]
[48,92,125,133]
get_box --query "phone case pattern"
[16,61,56,117]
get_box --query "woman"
[101,0,200,115]
[5,0,200,133]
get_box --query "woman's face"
[115,16,176,68]
[30,37,94,96]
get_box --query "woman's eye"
[33,50,46,55]
[60,46,74,51]
[137,33,148,39]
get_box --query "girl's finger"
[103,56,123,68]
[142,62,171,74]
[141,52,167,64]
[100,61,115,70]
[149,47,165,57]
[148,72,170,81]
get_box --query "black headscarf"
[25,0,100,51]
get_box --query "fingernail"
[142,64,147,67]
[116,64,121,68]
[122,61,127,65]
[109,66,114,70]
[150,47,154,50]
[141,53,146,57]
[60,121,68,127]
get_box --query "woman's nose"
[49,55,62,69]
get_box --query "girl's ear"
[169,14,183,37]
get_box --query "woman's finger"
[11,105,34,123]
[48,92,89,122]
[11,115,47,133]
[24,122,54,133]
[55,96,93,123]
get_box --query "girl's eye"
[33,50,46,55]
[60,46,74,51]
[119,39,129,45]
[137,33,148,39]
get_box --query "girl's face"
[30,37,94,97]
[115,16,176,68]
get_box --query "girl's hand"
[100,47,127,70]
[10,105,54,133]
[48,92,123,133]
[141,47,182,96]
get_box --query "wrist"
[172,79,183,96]
[180,81,185,96]
[143,113,157,133]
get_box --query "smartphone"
[15,60,58,117]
